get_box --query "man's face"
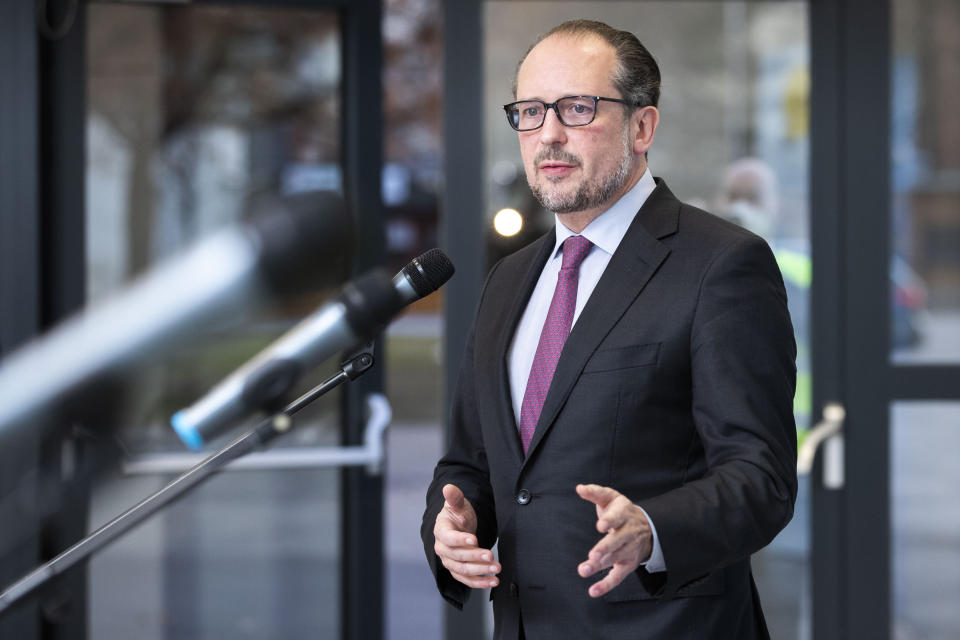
[515,34,640,216]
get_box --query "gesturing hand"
[433,484,500,589]
[576,483,653,598]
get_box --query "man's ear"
[632,106,659,156]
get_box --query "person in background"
[716,157,780,238]
[717,156,811,427]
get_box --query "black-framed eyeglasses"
[502,95,632,131]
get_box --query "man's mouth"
[538,162,577,177]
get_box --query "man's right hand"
[433,484,500,589]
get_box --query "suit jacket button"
[516,489,531,505]
[509,581,519,597]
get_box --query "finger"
[577,549,617,578]
[449,570,500,590]
[578,559,598,578]
[578,530,631,577]
[590,531,629,565]
[588,564,630,598]
[575,484,620,509]
[434,540,497,565]
[596,497,631,532]
[440,556,502,578]
[433,520,478,548]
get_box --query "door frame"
[810,0,892,636]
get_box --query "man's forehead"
[522,32,615,69]
[517,33,617,97]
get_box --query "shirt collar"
[551,167,656,259]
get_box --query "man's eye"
[522,106,542,117]
[561,100,594,117]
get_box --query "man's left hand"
[575,483,653,598]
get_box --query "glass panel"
[89,468,341,639]
[891,0,960,363]
[85,4,342,637]
[382,1,445,637]
[891,402,960,639]
[385,320,444,640]
[484,3,809,638]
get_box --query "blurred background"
[0,1,957,639]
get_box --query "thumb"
[576,483,619,508]
[442,484,468,512]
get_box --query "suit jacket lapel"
[492,229,557,463]
[523,180,680,462]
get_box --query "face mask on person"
[724,199,772,238]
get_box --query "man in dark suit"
[422,19,797,639]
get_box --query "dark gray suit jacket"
[422,180,798,639]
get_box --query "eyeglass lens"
[507,96,598,130]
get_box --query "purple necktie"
[518,235,594,454]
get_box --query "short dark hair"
[513,19,661,113]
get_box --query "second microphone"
[171,249,455,450]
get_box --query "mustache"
[534,147,581,167]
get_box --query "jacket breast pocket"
[582,342,660,374]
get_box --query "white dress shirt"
[507,167,666,573]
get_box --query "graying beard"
[531,132,632,214]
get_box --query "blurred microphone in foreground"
[0,191,351,441]
[171,248,455,450]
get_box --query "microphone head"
[403,248,455,298]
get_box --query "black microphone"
[0,191,351,439]
[171,249,455,450]
[392,247,456,304]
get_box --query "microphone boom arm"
[0,346,377,618]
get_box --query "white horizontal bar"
[123,446,376,475]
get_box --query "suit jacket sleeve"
[420,261,502,609]
[636,233,798,598]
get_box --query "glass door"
[808,1,960,638]
[886,1,960,637]
[83,3,365,638]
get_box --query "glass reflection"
[382,3,446,639]
[891,0,960,363]
[85,4,342,637]
[891,402,960,639]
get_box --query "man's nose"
[538,107,567,145]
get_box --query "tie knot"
[560,235,593,271]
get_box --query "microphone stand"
[0,347,375,617]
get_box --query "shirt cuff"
[637,505,666,573]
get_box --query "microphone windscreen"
[249,190,353,295]
[403,248,455,298]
